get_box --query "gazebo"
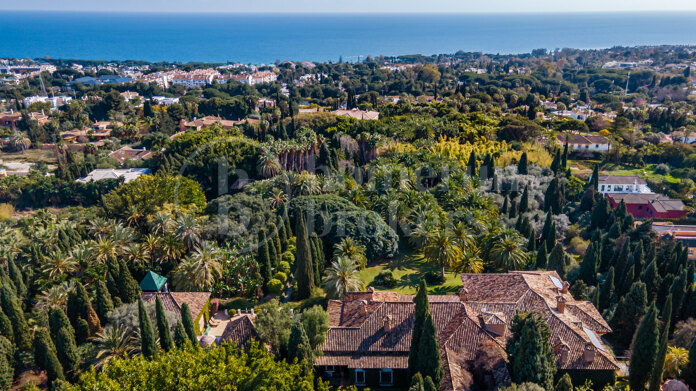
[140,270,168,292]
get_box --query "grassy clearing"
[357,243,462,295]
[0,149,57,163]
[568,160,681,184]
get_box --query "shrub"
[655,163,670,175]
[373,270,397,288]
[273,272,287,283]
[267,279,284,295]
[282,251,295,264]
[424,271,445,285]
[278,261,291,275]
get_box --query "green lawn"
[568,160,681,184]
[357,243,462,295]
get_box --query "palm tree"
[149,212,173,236]
[490,233,528,271]
[268,189,288,210]
[9,132,31,152]
[174,214,202,250]
[423,230,463,278]
[125,205,144,227]
[258,149,281,178]
[323,257,363,299]
[34,285,70,311]
[91,325,138,369]
[665,346,689,379]
[453,248,484,274]
[333,237,368,269]
[160,235,183,263]
[90,237,118,265]
[172,242,222,291]
[42,251,78,279]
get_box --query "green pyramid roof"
[140,271,167,292]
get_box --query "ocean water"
[1,11,695,64]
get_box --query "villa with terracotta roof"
[606,193,687,220]
[108,146,153,165]
[557,134,610,153]
[316,271,619,390]
[331,108,380,121]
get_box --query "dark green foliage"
[117,260,140,304]
[75,318,89,345]
[610,281,648,350]
[95,280,114,324]
[0,286,30,351]
[517,152,528,175]
[286,321,314,375]
[106,263,120,302]
[550,149,561,174]
[506,312,556,390]
[278,216,289,251]
[519,185,529,213]
[649,295,672,391]
[55,326,79,380]
[561,142,568,169]
[0,336,12,391]
[270,222,283,266]
[424,376,437,391]
[415,313,443,387]
[599,267,615,313]
[501,196,509,215]
[294,212,315,300]
[409,373,424,391]
[33,327,54,371]
[258,230,273,287]
[547,243,568,280]
[629,304,659,391]
[535,244,548,269]
[543,177,564,214]
[579,241,598,285]
[555,373,573,391]
[467,150,478,177]
[0,309,13,343]
[44,344,65,387]
[138,298,158,359]
[590,197,610,231]
[409,280,429,376]
[509,199,518,219]
[156,297,174,352]
[181,303,198,348]
[49,307,74,343]
[591,165,599,190]
[7,259,26,297]
[67,282,100,335]
[614,241,630,285]
[526,230,536,252]
[173,321,189,349]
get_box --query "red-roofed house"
[607,193,687,220]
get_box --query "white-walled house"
[557,134,611,152]
[597,175,653,195]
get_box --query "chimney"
[556,296,567,314]
[459,288,469,302]
[555,344,570,363]
[562,281,570,294]
[359,300,368,316]
[583,343,595,363]
[383,315,393,332]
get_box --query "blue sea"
[1,11,696,64]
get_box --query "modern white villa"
[597,175,653,195]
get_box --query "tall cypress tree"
[95,280,114,324]
[545,222,556,252]
[526,230,536,252]
[423,376,437,391]
[49,307,74,343]
[295,212,315,300]
[519,185,529,213]
[535,244,548,269]
[408,280,429,376]
[409,373,424,391]
[33,327,55,371]
[610,281,648,350]
[181,303,198,348]
[501,196,509,215]
[547,243,568,280]
[506,312,556,390]
[0,309,13,343]
[270,222,283,264]
[555,373,573,391]
[579,241,597,284]
[0,286,30,351]
[287,321,315,375]
[258,230,273,288]
[467,150,477,177]
[591,165,599,190]
[278,216,288,251]
[44,345,65,387]
[517,152,528,175]
[268,230,280,269]
[561,141,569,169]
[550,149,561,174]
[7,259,26,298]
[67,282,101,335]
[508,199,518,219]
[590,197,610,231]
[599,267,615,314]
[117,260,140,304]
[649,295,672,391]
[155,297,174,352]
[174,321,189,349]
[55,326,79,380]
[629,303,659,391]
[415,313,443,387]
[138,298,157,358]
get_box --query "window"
[379,369,393,386]
[600,185,605,191]
[689,248,694,255]
[355,370,366,386]
[615,185,623,192]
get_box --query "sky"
[2,0,696,13]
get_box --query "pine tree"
[287,321,314,375]
[295,212,315,300]
[0,309,13,343]
[33,327,55,371]
[547,243,568,280]
[156,297,174,352]
[181,303,198,348]
[519,185,529,213]
[555,373,573,391]
[506,312,556,390]
[95,280,114,324]
[138,298,157,359]
[629,303,659,391]
[599,267,615,313]
[55,326,79,380]
[535,244,548,269]
[7,259,26,298]
[467,150,477,177]
[649,295,672,391]
[0,286,30,351]
[517,152,528,175]
[258,230,272,287]
[610,281,648,350]
[44,345,65,387]
[591,165,600,190]
[117,260,139,304]
[409,280,429,376]
[415,313,443,387]
[174,321,189,349]
[579,241,597,284]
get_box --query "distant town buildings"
[76,168,151,184]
